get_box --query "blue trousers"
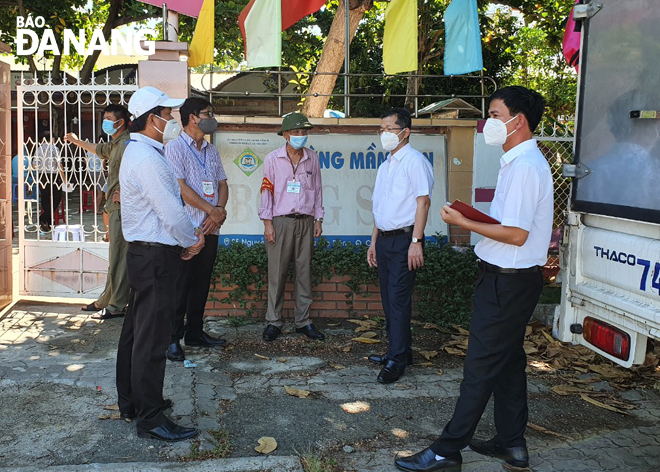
[375,232,417,369]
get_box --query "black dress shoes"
[120,399,173,422]
[368,352,413,366]
[137,418,200,442]
[377,360,404,384]
[185,331,227,347]
[166,342,185,362]
[263,324,281,342]
[395,448,462,472]
[469,437,529,468]
[296,324,325,340]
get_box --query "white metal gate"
[16,72,137,296]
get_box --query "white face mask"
[154,114,182,143]
[380,128,405,151]
[483,115,519,146]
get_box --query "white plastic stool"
[53,224,85,242]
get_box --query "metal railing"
[203,69,497,118]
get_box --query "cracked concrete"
[1,301,660,471]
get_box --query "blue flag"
[444,0,483,75]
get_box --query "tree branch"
[112,12,160,29]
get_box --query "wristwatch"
[412,237,422,243]
[315,218,323,222]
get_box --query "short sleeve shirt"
[165,132,227,234]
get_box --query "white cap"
[128,86,185,120]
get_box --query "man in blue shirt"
[116,86,204,443]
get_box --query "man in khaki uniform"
[65,104,131,319]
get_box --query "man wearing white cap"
[116,86,204,442]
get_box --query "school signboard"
[215,132,448,247]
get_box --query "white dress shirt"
[119,133,198,247]
[475,139,554,268]
[372,143,434,231]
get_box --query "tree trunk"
[79,0,123,84]
[301,0,373,118]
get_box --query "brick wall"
[206,275,384,319]
[448,224,472,245]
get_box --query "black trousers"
[39,173,62,227]
[116,242,182,431]
[375,232,417,368]
[430,268,543,456]
[171,234,219,343]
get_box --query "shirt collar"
[130,132,164,151]
[276,144,311,163]
[181,131,209,150]
[500,138,538,166]
[389,143,411,162]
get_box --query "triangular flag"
[188,0,214,68]
[443,0,483,75]
[383,0,418,75]
[282,0,326,31]
[239,0,282,68]
[562,0,581,72]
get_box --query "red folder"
[449,200,500,224]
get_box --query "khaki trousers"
[96,210,129,313]
[265,215,314,328]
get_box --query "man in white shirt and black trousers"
[395,87,553,472]
[116,86,205,443]
[367,108,434,385]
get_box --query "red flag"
[282,0,326,31]
[239,0,326,51]
[562,0,581,72]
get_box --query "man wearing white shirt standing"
[367,108,434,385]
[116,86,204,443]
[396,87,552,472]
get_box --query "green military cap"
[278,112,314,135]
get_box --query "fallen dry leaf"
[580,394,629,415]
[255,436,278,454]
[351,337,380,344]
[419,350,438,361]
[527,422,571,440]
[359,331,379,339]
[327,322,341,327]
[254,354,271,360]
[343,345,352,353]
[347,319,378,328]
[436,369,444,376]
[102,404,119,411]
[277,358,287,363]
[330,364,345,370]
[416,361,433,367]
[588,364,633,380]
[453,326,470,336]
[444,347,466,356]
[422,323,441,331]
[354,326,373,334]
[97,412,121,420]
[284,385,311,398]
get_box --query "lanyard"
[185,139,207,169]
[288,156,303,182]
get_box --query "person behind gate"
[165,98,229,362]
[258,113,325,343]
[116,86,204,442]
[65,105,131,320]
[366,108,434,385]
[395,86,552,472]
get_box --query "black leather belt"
[378,225,414,238]
[131,241,183,253]
[283,213,312,219]
[477,259,540,274]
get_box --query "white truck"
[554,0,660,367]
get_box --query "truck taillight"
[582,317,631,361]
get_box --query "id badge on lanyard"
[287,181,302,194]
[202,180,215,198]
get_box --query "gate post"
[137,41,190,105]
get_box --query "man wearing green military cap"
[258,113,325,342]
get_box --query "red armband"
[260,176,274,195]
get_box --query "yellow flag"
[188,0,214,68]
[383,0,418,75]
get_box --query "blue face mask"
[102,119,119,136]
[289,135,308,149]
